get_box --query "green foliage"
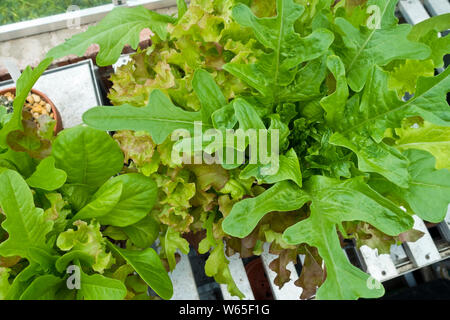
[0,126,171,300]
[0,0,112,25]
[46,6,176,66]
[2,0,449,301]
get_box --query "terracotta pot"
[0,87,63,134]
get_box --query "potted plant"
[0,0,449,300]
[0,88,63,134]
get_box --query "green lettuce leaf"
[19,274,64,300]
[160,227,190,271]
[26,156,67,191]
[107,241,173,300]
[83,89,210,144]
[369,149,450,223]
[333,0,430,92]
[282,176,413,299]
[329,66,450,187]
[123,215,160,249]
[224,0,333,102]
[46,6,176,66]
[77,269,127,300]
[0,170,53,260]
[57,220,114,273]
[394,120,450,170]
[52,126,124,188]
[77,173,158,227]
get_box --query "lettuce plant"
[1,0,449,300]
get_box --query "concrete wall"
[0,5,177,79]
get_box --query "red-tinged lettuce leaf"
[296,246,325,300]
[223,175,413,299]
[268,248,298,289]
[113,130,158,175]
[7,118,52,160]
[46,6,176,66]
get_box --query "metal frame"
[0,0,177,42]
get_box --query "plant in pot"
[0,0,449,300]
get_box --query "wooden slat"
[424,0,450,16]
[358,245,399,281]
[402,215,441,267]
[169,252,200,300]
[220,253,255,300]
[398,0,430,25]
[260,243,301,300]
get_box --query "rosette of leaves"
[27,0,450,300]
[0,67,174,300]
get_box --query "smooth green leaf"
[408,13,450,41]
[71,181,123,222]
[107,242,173,300]
[93,173,158,227]
[193,69,227,123]
[77,269,127,300]
[240,148,302,187]
[19,275,63,300]
[26,156,67,191]
[123,215,160,248]
[52,126,124,188]
[0,170,53,260]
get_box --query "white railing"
[0,0,177,42]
